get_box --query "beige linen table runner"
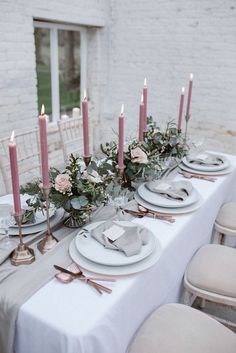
[0,204,132,353]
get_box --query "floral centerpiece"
[100,117,188,188]
[21,155,112,227]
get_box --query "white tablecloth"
[14,154,236,353]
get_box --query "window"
[34,21,87,122]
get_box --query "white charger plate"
[179,163,233,176]
[9,208,64,236]
[69,236,161,276]
[138,183,199,208]
[135,192,203,215]
[182,155,229,172]
[75,221,156,266]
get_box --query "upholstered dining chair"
[0,128,40,195]
[58,116,93,163]
[213,202,236,245]
[183,244,236,328]
[127,303,236,353]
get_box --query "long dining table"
[2,153,236,353]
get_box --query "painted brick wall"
[103,0,236,154]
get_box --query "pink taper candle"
[143,78,148,132]
[118,104,125,169]
[139,94,145,141]
[177,87,185,130]
[9,131,22,215]
[39,104,50,189]
[186,73,193,121]
[82,90,90,158]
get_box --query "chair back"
[58,117,93,162]
[0,128,41,195]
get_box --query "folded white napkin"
[91,220,149,256]
[187,153,224,166]
[145,180,193,201]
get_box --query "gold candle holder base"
[37,233,58,254]
[84,155,91,167]
[37,187,58,254]
[10,213,35,266]
[11,244,35,266]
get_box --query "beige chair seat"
[186,244,236,298]
[216,202,236,230]
[128,303,236,353]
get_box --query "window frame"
[34,20,87,123]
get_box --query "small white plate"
[179,163,233,176]
[75,221,156,266]
[69,236,161,276]
[135,192,203,215]
[137,183,199,208]
[10,207,55,228]
[182,155,229,172]
[8,208,64,236]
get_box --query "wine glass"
[188,136,206,158]
[0,203,13,248]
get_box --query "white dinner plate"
[75,221,156,266]
[69,236,161,276]
[10,207,55,228]
[179,163,233,176]
[9,208,65,236]
[137,183,199,208]
[182,155,229,172]
[134,192,203,215]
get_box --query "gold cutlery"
[178,171,216,182]
[54,264,114,294]
[123,208,175,223]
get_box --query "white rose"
[130,147,148,164]
[54,173,72,193]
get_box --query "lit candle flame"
[10,131,15,143]
[144,78,147,87]
[141,94,144,103]
[83,89,87,100]
[41,104,45,115]
[120,104,124,115]
[190,73,193,81]
[181,87,185,94]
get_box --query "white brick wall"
[103,0,236,154]
[0,0,235,176]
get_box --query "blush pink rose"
[54,174,72,193]
[131,147,148,164]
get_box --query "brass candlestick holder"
[184,114,190,142]
[10,212,35,266]
[37,187,58,254]
[84,155,91,167]
[143,131,148,139]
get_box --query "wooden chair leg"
[199,298,206,309]
[213,231,225,245]
[182,289,192,306]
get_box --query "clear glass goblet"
[0,203,13,248]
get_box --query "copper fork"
[178,171,216,182]
[54,264,114,294]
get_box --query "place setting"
[61,219,162,278]
[179,151,232,178]
[134,178,203,215]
